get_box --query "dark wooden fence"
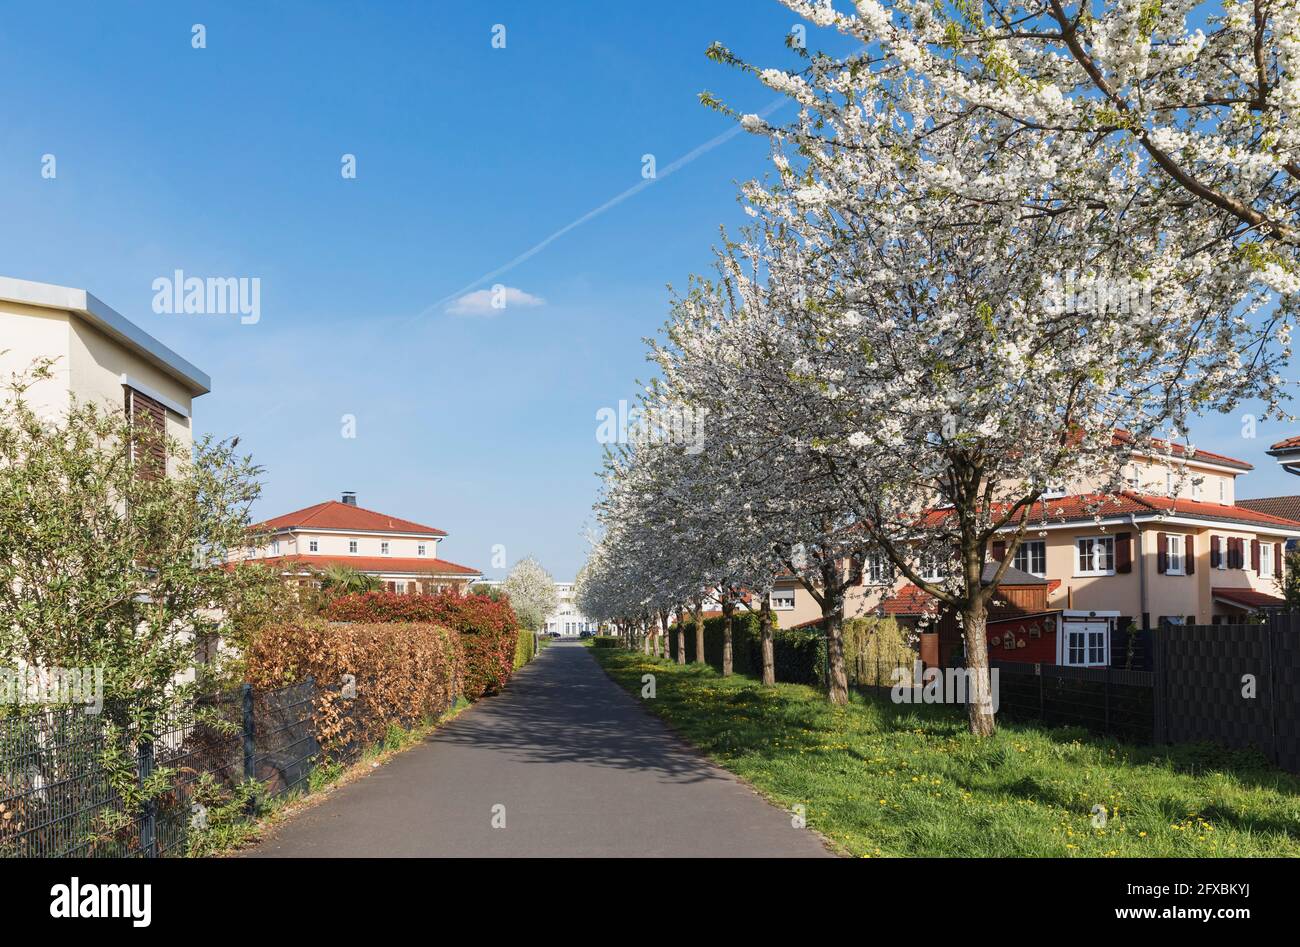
[990,612,1300,773]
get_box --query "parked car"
[579,630,594,639]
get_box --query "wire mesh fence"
[0,676,386,858]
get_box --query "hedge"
[662,613,918,688]
[324,591,519,699]
[514,629,536,669]
[246,620,461,757]
[666,612,825,685]
[591,636,621,649]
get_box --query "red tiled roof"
[1111,430,1252,470]
[1236,496,1300,522]
[261,553,479,576]
[1211,587,1288,610]
[937,491,1300,532]
[878,585,941,617]
[1269,435,1300,452]
[257,500,447,536]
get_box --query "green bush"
[842,616,916,686]
[514,629,536,668]
[591,636,621,649]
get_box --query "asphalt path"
[246,640,833,857]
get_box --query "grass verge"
[590,647,1300,857]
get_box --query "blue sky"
[1,1,1294,580]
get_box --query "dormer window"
[1042,484,1067,499]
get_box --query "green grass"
[591,648,1300,857]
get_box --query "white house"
[244,492,482,594]
[0,276,210,463]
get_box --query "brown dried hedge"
[246,620,461,757]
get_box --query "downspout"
[1131,514,1148,628]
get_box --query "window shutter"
[125,387,167,482]
[1186,534,1195,574]
[1276,543,1284,578]
[991,541,1006,562]
[1210,536,1221,569]
[1115,532,1132,573]
[1251,539,1260,572]
[1157,532,1168,574]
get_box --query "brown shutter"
[1186,534,1195,575]
[1250,539,1260,572]
[991,541,1006,562]
[1157,532,1168,574]
[1276,543,1284,578]
[1115,532,1132,573]
[1210,535,1221,569]
[125,387,167,482]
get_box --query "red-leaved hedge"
[324,591,519,699]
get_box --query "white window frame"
[309,539,319,553]
[1061,622,1110,667]
[1166,534,1185,575]
[1191,478,1202,501]
[418,543,427,557]
[271,540,280,555]
[381,541,390,555]
[920,552,945,581]
[1042,484,1067,499]
[1260,542,1275,579]
[770,589,796,611]
[866,552,892,585]
[1219,479,1226,503]
[1075,536,1115,576]
[348,540,358,554]
[1166,471,1174,496]
[1013,540,1047,577]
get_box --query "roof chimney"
[341,491,357,506]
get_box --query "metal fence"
[0,677,354,858]
[991,661,1156,743]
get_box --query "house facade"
[244,492,482,594]
[765,438,1300,664]
[0,276,210,464]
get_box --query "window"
[1042,484,1067,499]
[866,552,893,584]
[1063,623,1109,667]
[1013,540,1046,576]
[1166,471,1174,496]
[770,589,796,611]
[349,540,358,554]
[921,552,945,581]
[1191,478,1202,501]
[271,540,281,555]
[1261,542,1275,579]
[309,540,319,553]
[1219,480,1225,503]
[1125,466,1140,488]
[1076,536,1115,575]
[124,387,167,481]
[1166,534,1185,575]
[418,544,426,557]
[381,541,390,555]
[393,581,406,594]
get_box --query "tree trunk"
[759,597,775,686]
[676,607,687,665]
[721,599,734,677]
[824,608,848,704]
[642,625,650,655]
[693,601,705,665]
[819,561,849,704]
[963,598,996,736]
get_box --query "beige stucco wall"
[1,297,195,466]
[246,529,443,560]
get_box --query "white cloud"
[444,285,545,316]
